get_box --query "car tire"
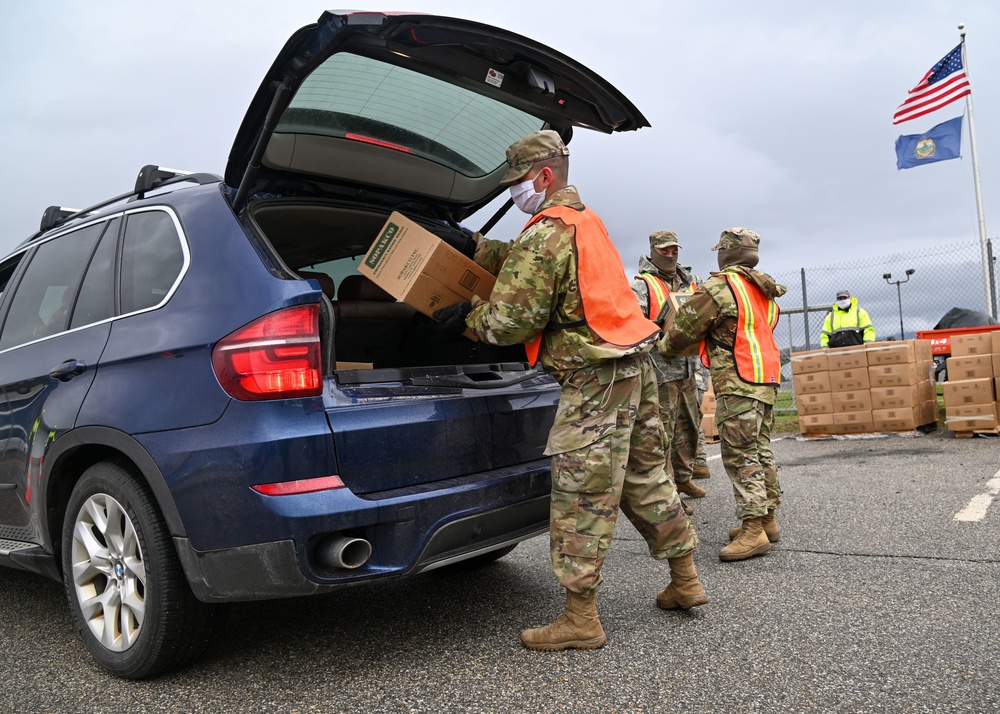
[61,461,227,679]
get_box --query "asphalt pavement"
[1,428,998,713]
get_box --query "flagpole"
[960,24,993,317]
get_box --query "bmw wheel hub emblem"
[114,562,125,578]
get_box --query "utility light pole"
[884,269,915,340]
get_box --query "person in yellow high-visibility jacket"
[820,289,876,348]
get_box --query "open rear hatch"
[226,10,649,215]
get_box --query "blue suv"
[0,10,648,678]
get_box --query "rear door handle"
[50,359,87,382]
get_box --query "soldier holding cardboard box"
[659,228,787,561]
[631,231,708,500]
[444,130,707,652]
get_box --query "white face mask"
[837,298,852,310]
[509,174,545,215]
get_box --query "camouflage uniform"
[659,261,787,522]
[692,365,710,472]
[631,254,703,487]
[467,187,697,595]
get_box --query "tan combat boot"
[675,479,706,498]
[521,590,606,651]
[728,509,780,543]
[719,518,771,561]
[656,552,709,610]
[692,464,711,479]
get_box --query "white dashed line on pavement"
[954,472,1000,522]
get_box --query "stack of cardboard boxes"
[942,331,1000,434]
[700,384,718,443]
[793,340,936,436]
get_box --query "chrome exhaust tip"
[315,534,372,569]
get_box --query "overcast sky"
[3,1,999,323]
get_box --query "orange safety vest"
[522,205,658,365]
[636,272,698,323]
[700,271,781,385]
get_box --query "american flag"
[893,44,971,125]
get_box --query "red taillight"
[212,304,322,400]
[251,475,345,496]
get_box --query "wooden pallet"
[800,422,938,440]
[952,427,1000,439]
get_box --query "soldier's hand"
[432,301,473,337]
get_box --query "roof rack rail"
[23,166,222,248]
[134,165,222,195]
[39,206,82,232]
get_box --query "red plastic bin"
[915,324,1000,356]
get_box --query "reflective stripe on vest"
[703,272,781,385]
[523,205,659,365]
[637,273,669,322]
[636,272,697,323]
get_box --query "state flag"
[895,116,963,170]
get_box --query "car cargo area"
[250,200,530,379]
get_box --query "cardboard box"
[942,378,995,409]
[335,361,374,370]
[826,346,868,370]
[832,410,874,434]
[992,331,1000,355]
[796,391,834,415]
[872,405,921,432]
[951,332,995,357]
[992,353,1000,379]
[800,412,835,435]
[832,390,873,413]
[361,212,496,318]
[945,402,998,431]
[946,354,994,381]
[865,339,932,365]
[867,362,931,388]
[869,383,933,408]
[793,371,831,395]
[829,367,870,391]
[870,385,921,410]
[660,292,700,357]
[790,350,829,375]
[920,399,939,427]
[700,391,717,413]
[701,413,718,441]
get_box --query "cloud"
[3,0,999,323]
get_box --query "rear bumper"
[175,489,549,602]
[137,399,553,602]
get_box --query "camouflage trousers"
[545,354,698,595]
[717,394,782,521]
[693,371,708,469]
[657,375,702,484]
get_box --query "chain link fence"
[772,239,998,411]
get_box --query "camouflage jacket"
[466,186,653,384]
[658,265,787,404]
[631,255,702,384]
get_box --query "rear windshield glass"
[277,53,544,177]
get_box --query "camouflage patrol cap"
[711,227,761,251]
[649,230,680,249]
[500,130,570,185]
